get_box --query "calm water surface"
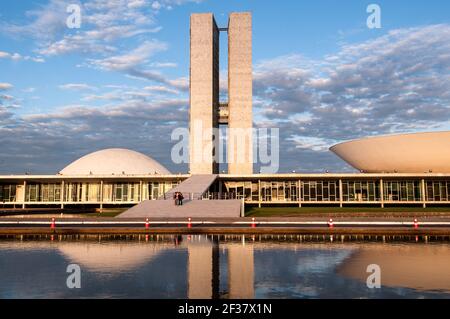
[0,234,449,299]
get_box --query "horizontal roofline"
[3,173,450,180]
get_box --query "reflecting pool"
[0,234,449,299]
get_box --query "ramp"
[117,199,242,218]
[162,174,217,200]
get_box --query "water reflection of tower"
[228,243,254,299]
[187,235,219,299]
[187,235,254,299]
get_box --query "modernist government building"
[2,12,450,211]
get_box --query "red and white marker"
[188,217,192,228]
[328,218,334,228]
[145,218,149,229]
[50,217,56,230]
[413,218,419,229]
[251,217,256,228]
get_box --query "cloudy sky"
[0,0,449,174]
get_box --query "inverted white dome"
[330,131,450,173]
[59,148,171,175]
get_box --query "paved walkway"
[117,199,242,218]
[116,174,241,218]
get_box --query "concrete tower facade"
[189,12,253,175]
[189,13,220,174]
[227,12,253,175]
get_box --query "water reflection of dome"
[57,242,169,273]
[337,244,450,293]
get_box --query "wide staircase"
[118,174,242,218]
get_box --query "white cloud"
[150,62,177,68]
[152,1,162,10]
[59,83,97,91]
[0,83,13,90]
[289,136,331,152]
[81,91,123,102]
[0,50,45,63]
[2,0,69,41]
[129,0,147,9]
[143,85,179,94]
[87,40,168,71]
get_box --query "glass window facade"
[383,181,421,202]
[4,178,450,205]
[64,183,101,202]
[301,181,339,202]
[0,180,180,204]
[426,181,450,202]
[341,180,380,202]
[225,181,256,200]
[26,183,62,202]
[260,181,298,202]
[0,184,17,202]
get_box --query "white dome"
[59,148,171,175]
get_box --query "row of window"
[1,181,179,203]
[224,180,450,202]
[3,180,450,203]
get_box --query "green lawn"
[245,206,450,217]
[79,208,127,218]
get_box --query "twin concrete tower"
[189,12,253,175]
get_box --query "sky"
[0,0,449,174]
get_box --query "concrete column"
[298,179,302,207]
[258,179,261,208]
[99,180,104,212]
[22,180,26,209]
[339,179,343,208]
[228,244,254,299]
[421,179,426,208]
[60,180,64,209]
[380,178,384,208]
[139,180,143,202]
